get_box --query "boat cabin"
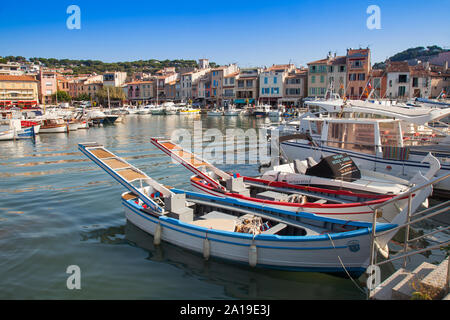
[300,117,405,159]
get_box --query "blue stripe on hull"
[123,200,367,276]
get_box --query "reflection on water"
[0,114,446,300]
[123,221,365,300]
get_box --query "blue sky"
[0,0,448,67]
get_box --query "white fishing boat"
[268,105,285,118]
[253,104,271,117]
[150,106,165,115]
[0,127,14,141]
[39,118,68,133]
[8,120,41,138]
[79,142,427,277]
[260,152,418,196]
[207,109,223,116]
[163,102,179,115]
[179,107,201,115]
[137,105,153,115]
[274,116,450,198]
[223,105,240,116]
[78,120,89,129]
[150,138,438,223]
[85,110,106,125]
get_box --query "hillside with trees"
[0,56,218,75]
[372,45,449,69]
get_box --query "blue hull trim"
[123,200,368,277]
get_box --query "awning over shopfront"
[234,99,255,104]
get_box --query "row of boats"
[79,134,443,277]
[75,93,449,278]
[130,102,202,115]
[0,108,123,141]
[126,101,299,118]
[78,94,450,277]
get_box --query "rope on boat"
[326,233,366,295]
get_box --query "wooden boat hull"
[40,124,68,133]
[190,176,410,223]
[122,194,391,277]
[15,125,40,138]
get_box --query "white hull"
[68,123,80,131]
[207,111,223,116]
[40,125,68,133]
[0,129,14,141]
[78,121,89,129]
[280,140,450,194]
[224,111,239,116]
[151,109,165,115]
[191,180,409,223]
[123,198,373,275]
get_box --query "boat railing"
[367,172,450,299]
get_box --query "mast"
[156,77,159,106]
[107,86,111,109]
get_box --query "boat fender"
[249,239,257,267]
[203,231,211,260]
[375,241,389,259]
[299,196,307,205]
[154,222,162,246]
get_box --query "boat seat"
[261,223,287,235]
[313,199,327,204]
[293,159,307,174]
[199,211,238,221]
[306,157,318,168]
[191,219,237,232]
[256,190,289,202]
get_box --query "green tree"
[95,86,126,106]
[75,93,91,101]
[52,90,72,102]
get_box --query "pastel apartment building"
[0,75,39,107]
[385,61,411,99]
[222,71,239,107]
[327,55,347,97]
[126,81,154,104]
[180,68,210,102]
[0,62,23,76]
[38,69,58,104]
[210,64,239,107]
[346,48,371,99]
[282,68,308,106]
[307,58,328,98]
[259,64,295,105]
[103,71,127,87]
[234,68,261,106]
[429,62,449,98]
[369,69,387,99]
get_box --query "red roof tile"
[0,75,38,82]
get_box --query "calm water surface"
[0,115,445,300]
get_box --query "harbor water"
[0,114,447,300]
